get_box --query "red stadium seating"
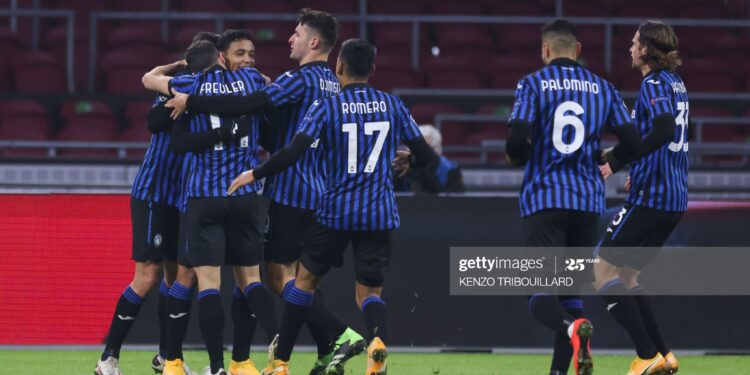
[123,100,153,130]
[372,24,425,49]
[430,1,488,15]
[613,1,669,18]
[688,73,738,92]
[490,1,553,16]
[0,26,21,56]
[250,21,297,44]
[57,100,118,157]
[117,126,149,159]
[241,0,299,13]
[0,100,52,139]
[13,51,67,93]
[369,68,422,93]
[304,0,358,14]
[427,69,485,89]
[104,24,164,57]
[0,57,10,91]
[114,0,162,11]
[439,121,469,146]
[56,125,118,158]
[561,0,613,17]
[178,0,235,12]
[434,24,494,52]
[60,100,117,135]
[409,103,462,124]
[100,50,164,94]
[370,0,427,14]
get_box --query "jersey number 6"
[553,101,585,155]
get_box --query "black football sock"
[550,297,584,372]
[244,282,279,341]
[198,289,224,373]
[309,293,347,355]
[157,280,171,359]
[527,293,574,336]
[101,286,144,361]
[232,287,257,362]
[362,296,388,342]
[166,282,193,360]
[632,285,670,355]
[599,280,657,359]
[276,285,314,362]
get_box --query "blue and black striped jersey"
[509,58,632,217]
[263,61,340,209]
[296,83,422,230]
[627,69,689,212]
[130,72,195,207]
[184,66,267,198]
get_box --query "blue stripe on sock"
[123,286,144,305]
[159,280,171,297]
[198,289,220,300]
[561,299,584,310]
[232,287,244,299]
[284,286,313,307]
[169,282,193,301]
[282,280,295,300]
[361,296,386,311]
[243,282,262,296]
[593,237,604,257]
[527,292,548,315]
[598,278,623,294]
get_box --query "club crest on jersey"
[154,234,162,247]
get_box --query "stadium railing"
[1,116,748,167]
[0,7,75,92]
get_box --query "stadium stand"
[0,0,748,167]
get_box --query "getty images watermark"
[450,247,750,296]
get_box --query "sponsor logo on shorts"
[154,234,162,247]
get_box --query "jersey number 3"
[553,101,585,154]
[668,101,689,153]
[342,121,390,174]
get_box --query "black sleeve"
[610,124,640,160]
[446,168,466,192]
[147,99,173,134]
[186,91,274,117]
[506,119,531,165]
[608,115,675,173]
[169,120,224,153]
[403,136,440,168]
[253,133,314,179]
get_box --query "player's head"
[419,124,443,155]
[192,31,219,45]
[216,29,256,71]
[631,20,681,73]
[540,19,581,65]
[185,40,218,73]
[336,38,376,82]
[289,8,339,62]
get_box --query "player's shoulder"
[639,70,681,95]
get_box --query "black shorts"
[300,220,392,288]
[264,201,315,264]
[598,203,684,270]
[177,210,191,267]
[522,209,599,284]
[185,194,263,267]
[131,198,179,263]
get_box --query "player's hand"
[624,176,631,192]
[227,170,255,195]
[393,150,411,177]
[165,93,189,120]
[600,163,613,180]
[261,73,272,86]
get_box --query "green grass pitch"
[1,350,749,374]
